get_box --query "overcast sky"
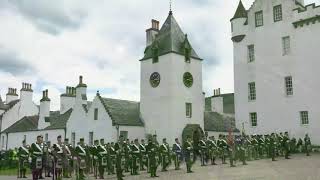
[0,0,319,110]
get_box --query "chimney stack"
[60,86,76,114]
[38,89,50,129]
[76,75,87,105]
[146,19,160,46]
[20,82,33,102]
[6,87,18,104]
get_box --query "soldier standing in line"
[172,138,182,170]
[123,140,131,173]
[52,135,64,180]
[92,140,99,179]
[18,140,29,178]
[30,135,44,180]
[184,135,194,173]
[297,138,303,153]
[227,134,236,167]
[146,138,159,177]
[199,137,207,166]
[139,139,147,171]
[304,134,312,156]
[282,132,290,159]
[97,139,108,179]
[239,136,248,165]
[63,138,72,178]
[217,134,227,164]
[114,139,125,180]
[159,138,169,171]
[108,142,116,175]
[43,141,52,178]
[130,139,140,175]
[75,138,87,180]
[270,133,277,161]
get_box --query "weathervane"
[169,0,173,15]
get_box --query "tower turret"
[230,0,248,43]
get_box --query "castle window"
[300,111,309,125]
[186,103,192,118]
[248,82,256,101]
[285,76,293,96]
[248,45,255,62]
[89,132,94,146]
[255,11,263,27]
[273,5,282,22]
[250,112,257,127]
[282,36,290,55]
[94,108,98,120]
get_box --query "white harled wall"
[232,0,320,144]
[140,53,204,145]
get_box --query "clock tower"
[140,11,204,144]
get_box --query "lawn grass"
[0,168,31,176]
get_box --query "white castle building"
[0,11,238,150]
[231,0,320,144]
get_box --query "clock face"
[150,72,160,88]
[183,72,193,88]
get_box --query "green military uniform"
[159,138,170,171]
[139,140,147,171]
[30,138,44,180]
[62,139,72,178]
[217,135,228,164]
[304,134,311,156]
[239,137,247,165]
[206,137,218,165]
[183,137,194,173]
[107,143,116,175]
[146,139,159,177]
[130,139,140,175]
[114,142,125,180]
[97,140,108,179]
[123,142,131,173]
[199,139,207,166]
[91,140,99,178]
[270,133,276,161]
[52,141,64,180]
[172,138,182,170]
[75,139,87,180]
[282,132,290,159]
[18,141,29,178]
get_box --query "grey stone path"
[1,153,319,180]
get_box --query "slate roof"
[231,0,247,21]
[0,96,6,110]
[44,109,73,130]
[99,96,143,126]
[2,109,73,133]
[205,93,235,114]
[82,101,92,113]
[0,99,20,111]
[2,115,39,133]
[204,112,239,132]
[141,12,201,61]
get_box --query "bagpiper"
[304,134,312,156]
[130,139,140,175]
[51,135,64,180]
[172,138,182,170]
[18,140,29,178]
[146,138,159,177]
[30,135,44,180]
[139,139,147,171]
[183,135,194,173]
[75,138,87,180]
[159,138,170,172]
[97,139,108,179]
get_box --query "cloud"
[0,48,34,75]
[0,0,320,110]
[7,0,87,35]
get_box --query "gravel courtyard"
[1,153,319,180]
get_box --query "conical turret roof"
[231,0,247,21]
